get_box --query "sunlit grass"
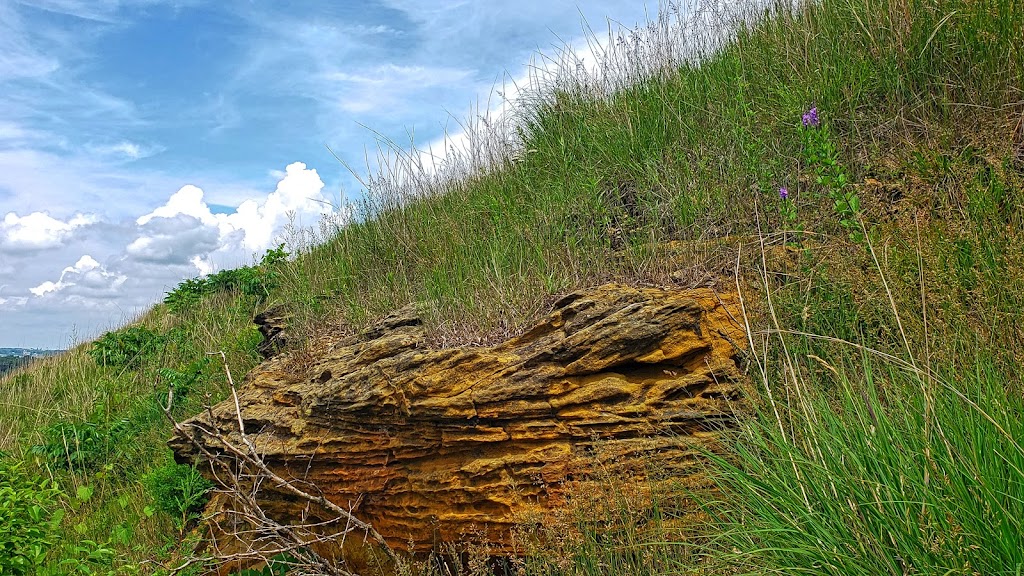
[1,0,1023,573]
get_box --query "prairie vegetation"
[1,0,1022,573]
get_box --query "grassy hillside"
[2,0,1022,574]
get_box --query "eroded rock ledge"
[171,283,746,555]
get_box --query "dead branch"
[159,351,400,576]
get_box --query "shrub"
[143,460,213,532]
[164,246,289,314]
[162,277,212,313]
[155,358,210,413]
[30,417,133,472]
[251,244,288,295]
[88,327,165,369]
[0,458,65,575]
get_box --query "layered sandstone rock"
[171,283,745,556]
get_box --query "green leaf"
[76,485,94,502]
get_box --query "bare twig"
[159,351,401,575]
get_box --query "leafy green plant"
[162,277,212,314]
[143,460,213,533]
[164,245,289,314]
[59,539,138,576]
[155,357,210,412]
[88,326,165,369]
[212,245,288,300]
[30,416,133,472]
[799,106,862,241]
[249,244,288,299]
[0,458,65,575]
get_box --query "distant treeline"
[0,355,30,376]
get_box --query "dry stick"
[210,351,400,564]
[159,352,401,575]
[192,427,354,574]
[165,414,357,576]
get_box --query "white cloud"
[190,255,214,276]
[87,140,163,161]
[13,0,199,24]
[0,149,188,221]
[28,281,59,297]
[137,185,217,227]
[135,161,331,258]
[0,283,28,308]
[113,141,140,158]
[323,64,475,114]
[29,254,126,297]
[99,161,338,278]
[230,161,332,248]
[0,295,28,308]
[1,211,97,251]
[0,120,33,141]
[126,215,222,265]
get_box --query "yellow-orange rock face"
[171,284,745,554]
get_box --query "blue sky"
[0,0,657,348]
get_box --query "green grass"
[0,298,265,573]
[709,348,1024,574]
[1,0,1023,573]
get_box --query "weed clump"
[163,245,288,314]
[143,459,213,534]
[29,418,129,472]
[88,327,165,370]
[0,457,65,575]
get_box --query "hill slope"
[1,0,1023,574]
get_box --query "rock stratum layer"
[171,283,746,555]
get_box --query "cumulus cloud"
[126,214,222,265]
[190,255,214,276]
[1,211,97,252]
[30,254,126,297]
[133,162,330,271]
[227,161,331,248]
[137,185,217,226]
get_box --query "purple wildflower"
[801,106,820,128]
[779,187,789,200]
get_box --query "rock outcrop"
[253,304,292,359]
[171,283,746,556]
